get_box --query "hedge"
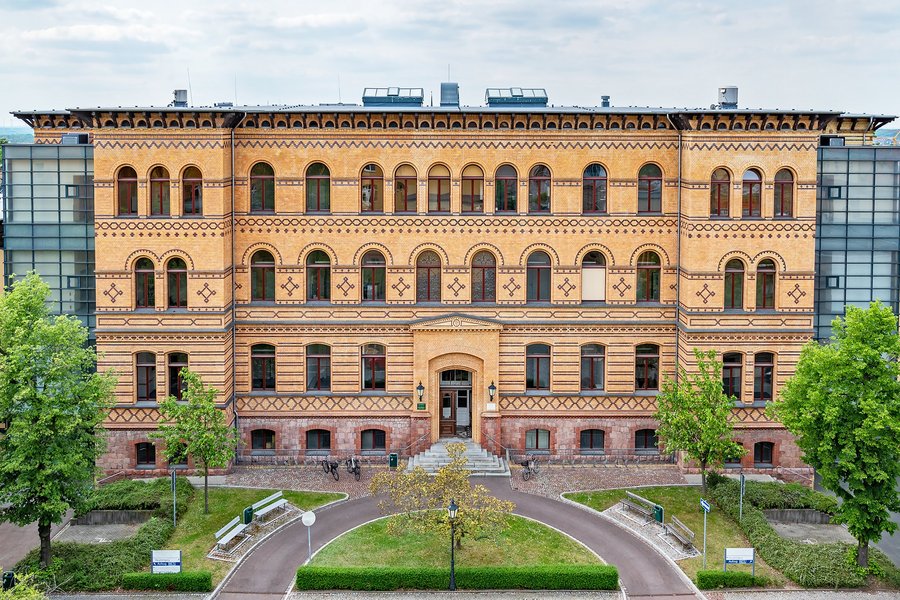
[121,571,212,592]
[81,477,195,519]
[295,565,619,591]
[696,570,766,589]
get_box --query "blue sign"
[700,499,711,513]
[151,550,182,574]
[725,547,754,564]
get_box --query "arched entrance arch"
[426,352,489,443]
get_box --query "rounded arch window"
[416,250,441,302]
[528,165,551,213]
[495,165,518,212]
[306,162,330,213]
[582,251,606,302]
[117,166,138,216]
[462,165,484,213]
[306,250,330,301]
[583,164,607,214]
[166,258,187,308]
[251,250,276,302]
[360,164,384,212]
[361,250,386,301]
[637,164,662,213]
[635,344,660,391]
[724,259,745,310]
[723,352,743,401]
[710,168,730,217]
[135,258,155,308]
[774,169,794,218]
[136,352,157,403]
[428,165,451,212]
[471,251,496,303]
[149,166,170,216]
[526,251,552,302]
[756,260,776,309]
[394,164,418,212]
[250,162,275,212]
[251,429,275,452]
[168,352,188,401]
[182,167,202,216]
[636,251,661,302]
[742,169,762,217]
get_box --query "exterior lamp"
[416,381,426,410]
[488,381,496,400]
[448,499,459,591]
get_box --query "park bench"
[665,515,695,549]
[620,490,655,519]
[252,491,288,521]
[215,516,248,550]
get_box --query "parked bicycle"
[345,455,361,481]
[520,454,539,481]
[320,458,340,481]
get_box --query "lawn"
[167,487,344,584]
[564,486,783,584]
[311,514,600,568]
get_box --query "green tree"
[655,348,745,493]
[773,301,900,568]
[0,571,47,600]
[153,369,235,513]
[0,273,115,568]
[371,442,515,548]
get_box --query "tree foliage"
[655,348,745,492]
[152,368,235,513]
[370,442,514,547]
[773,301,900,568]
[0,273,116,568]
[0,571,47,600]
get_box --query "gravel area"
[601,503,699,561]
[55,523,142,543]
[223,464,388,500]
[769,521,856,544]
[289,592,621,599]
[707,592,900,600]
[509,464,688,498]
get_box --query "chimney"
[172,89,188,107]
[718,86,738,109]
[601,95,610,108]
[440,82,460,108]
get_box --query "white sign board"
[302,511,316,527]
[151,549,182,574]
[700,499,711,513]
[725,547,754,564]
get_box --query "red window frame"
[168,353,188,401]
[136,442,156,465]
[117,168,138,216]
[753,353,774,402]
[724,260,744,309]
[638,166,662,213]
[462,176,484,213]
[416,252,441,302]
[166,259,187,308]
[250,164,275,213]
[429,175,450,212]
[360,167,384,212]
[636,253,661,302]
[306,345,331,391]
[182,169,202,216]
[306,164,330,212]
[471,252,496,302]
[742,171,762,217]
[583,172,607,213]
[495,171,517,212]
[525,344,551,390]
[754,441,774,465]
[135,259,155,308]
[251,252,276,302]
[251,345,276,391]
[722,353,742,400]
[774,171,793,218]
[528,166,551,213]
[136,353,156,403]
[756,261,776,309]
[307,266,329,301]
[394,176,417,212]
[580,429,605,450]
[361,344,386,391]
[580,345,605,390]
[710,169,730,217]
[150,168,170,216]
[635,344,659,390]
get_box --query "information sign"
[151,549,182,574]
[725,547,754,564]
[700,498,711,513]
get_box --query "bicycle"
[345,455,361,481]
[520,454,538,481]
[320,458,340,481]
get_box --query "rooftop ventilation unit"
[172,89,188,107]
[214,102,234,108]
[362,87,424,107]
[718,86,738,109]
[601,95,611,108]
[485,87,548,107]
[440,82,460,107]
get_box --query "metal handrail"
[506,447,677,467]
[235,448,395,467]
[390,432,430,455]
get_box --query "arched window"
[251,429,275,452]
[251,250,276,302]
[471,251,496,303]
[583,164,607,213]
[495,165,517,212]
[136,442,156,467]
[306,429,331,451]
[462,165,484,213]
[306,344,331,391]
[166,258,187,308]
[526,428,550,450]
[774,169,793,218]
[580,429,605,451]
[250,162,275,212]
[394,164,417,213]
[756,259,776,309]
[136,352,156,403]
[753,352,774,402]
[361,428,386,451]
[754,441,774,466]
[638,164,662,213]
[528,165,551,213]
[710,168,730,217]
[742,169,762,217]
[306,163,331,212]
[361,250,386,302]
[724,259,744,310]
[428,165,451,212]
[361,343,386,390]
[168,353,188,401]
[251,344,276,391]
[635,344,659,390]
[360,164,384,212]
[526,251,551,302]
[580,344,605,391]
[306,251,330,301]
[635,429,659,452]
[525,343,551,390]
[582,251,606,302]
[149,166,170,216]
[636,251,661,302]
[117,166,138,216]
[723,352,742,401]
[182,167,202,215]
[416,251,441,302]
[135,258,155,308]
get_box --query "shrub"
[743,481,837,515]
[16,517,173,591]
[696,570,766,589]
[121,571,212,592]
[295,565,619,591]
[82,477,194,519]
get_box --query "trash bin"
[242,506,254,525]
[2,571,14,591]
[653,505,664,524]
[388,453,399,469]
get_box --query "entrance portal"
[439,369,472,437]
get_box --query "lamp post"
[447,499,458,591]
[488,381,496,401]
[416,381,425,401]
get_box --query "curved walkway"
[215,478,701,600]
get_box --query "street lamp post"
[448,499,458,591]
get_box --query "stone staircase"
[407,437,510,477]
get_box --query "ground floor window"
[635,428,658,453]
[251,429,275,454]
[361,429,386,452]
[579,429,605,452]
[754,441,774,467]
[525,428,550,451]
[136,442,156,467]
[307,429,331,452]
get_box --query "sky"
[0,0,898,127]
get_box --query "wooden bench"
[666,515,695,549]
[620,491,656,519]
[215,516,248,550]
[253,491,288,521]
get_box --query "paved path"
[0,511,71,569]
[215,476,700,600]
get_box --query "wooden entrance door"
[440,389,457,437]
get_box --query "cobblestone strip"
[223,465,382,500]
[510,464,688,499]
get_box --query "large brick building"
[6,85,895,479]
